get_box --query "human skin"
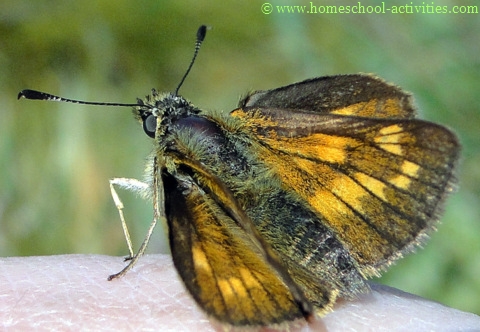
[1,254,479,331]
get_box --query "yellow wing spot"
[375,124,405,155]
[218,277,248,301]
[389,160,421,189]
[401,160,420,178]
[331,99,407,118]
[331,101,370,116]
[217,278,245,321]
[217,279,235,299]
[218,276,259,321]
[239,267,262,289]
[309,143,346,164]
[270,134,358,165]
[354,172,388,201]
[378,124,404,136]
[380,143,403,155]
[330,174,369,215]
[389,174,412,190]
[192,245,213,276]
[306,134,351,164]
[229,277,248,299]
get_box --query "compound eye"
[143,114,156,138]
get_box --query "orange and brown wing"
[232,106,459,276]
[163,170,332,325]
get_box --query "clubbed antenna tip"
[174,25,210,96]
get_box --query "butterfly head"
[134,90,201,139]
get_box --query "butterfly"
[18,25,460,326]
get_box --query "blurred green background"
[1,0,479,316]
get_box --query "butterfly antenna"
[174,25,208,96]
[17,89,141,107]
[18,26,208,106]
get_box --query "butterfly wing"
[232,86,459,276]
[240,74,416,119]
[163,165,330,325]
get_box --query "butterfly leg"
[107,163,164,280]
[108,177,154,280]
[109,177,149,259]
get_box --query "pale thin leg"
[108,162,164,280]
[109,177,149,259]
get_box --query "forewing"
[240,74,416,119]
[232,108,459,275]
[163,172,322,326]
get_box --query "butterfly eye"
[143,113,156,138]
